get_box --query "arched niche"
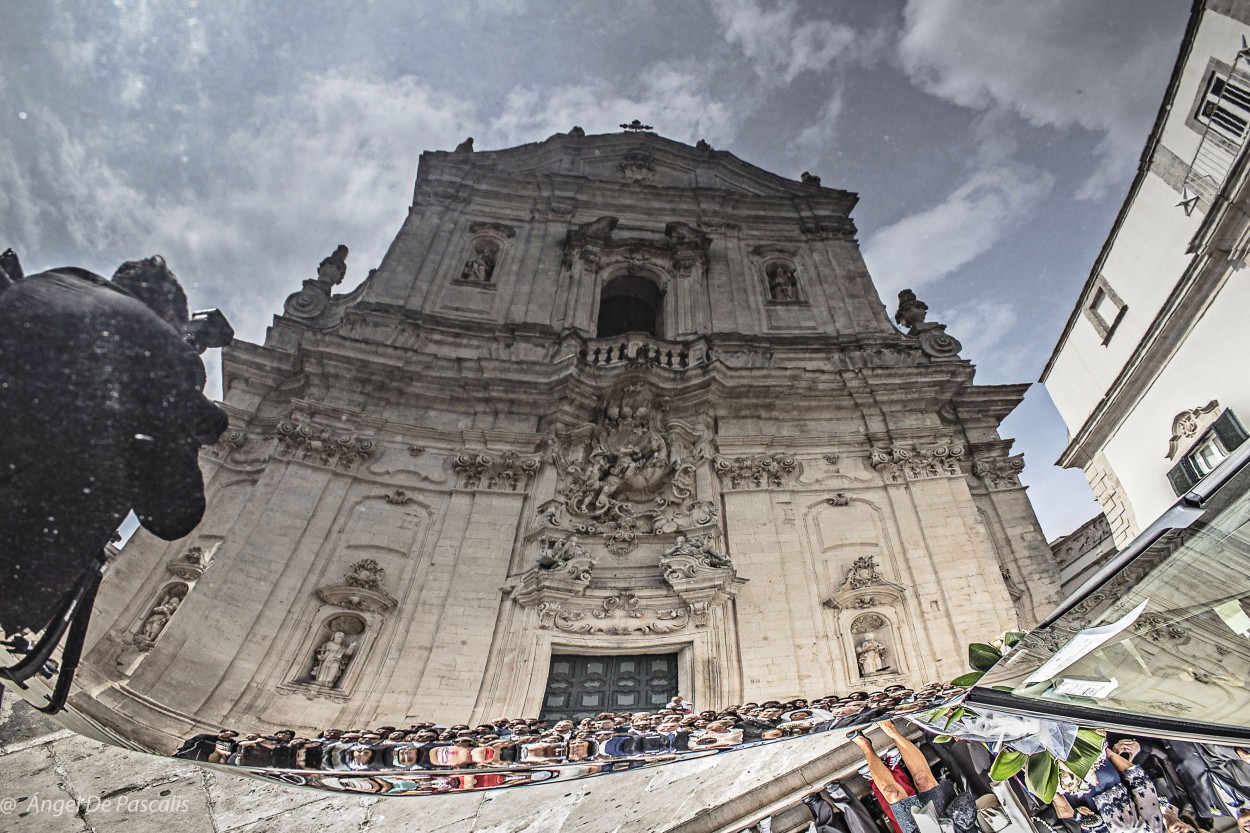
[292,612,369,698]
[596,274,664,338]
[134,581,190,649]
[848,611,905,681]
[763,260,801,303]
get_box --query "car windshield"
[977,456,1250,731]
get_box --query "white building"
[1043,0,1250,547]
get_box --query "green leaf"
[1002,631,1027,648]
[1064,729,1107,779]
[989,749,1028,781]
[933,734,954,743]
[1025,752,1060,804]
[969,643,1003,672]
[942,706,966,730]
[951,671,985,687]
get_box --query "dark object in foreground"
[0,259,228,636]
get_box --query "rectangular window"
[1082,275,1128,344]
[1168,409,1249,495]
[1196,71,1250,146]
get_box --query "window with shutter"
[1168,409,1249,495]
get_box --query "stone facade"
[72,129,1058,749]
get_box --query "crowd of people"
[174,681,963,771]
[807,717,1250,833]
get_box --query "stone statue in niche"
[311,631,356,687]
[766,263,798,301]
[316,244,349,289]
[139,594,180,642]
[662,533,731,568]
[856,632,889,677]
[460,240,498,283]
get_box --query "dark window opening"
[596,275,663,338]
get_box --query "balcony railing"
[570,334,710,370]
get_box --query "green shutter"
[1168,457,1198,496]
[1211,409,1249,452]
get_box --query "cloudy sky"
[1,0,1190,539]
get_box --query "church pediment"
[425,132,857,204]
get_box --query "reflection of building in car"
[71,130,1059,775]
[1044,0,1250,559]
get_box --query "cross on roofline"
[620,119,653,132]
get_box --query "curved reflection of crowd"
[174,681,961,771]
[792,720,1250,833]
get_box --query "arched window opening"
[596,275,663,338]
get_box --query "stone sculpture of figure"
[454,137,474,154]
[537,535,581,569]
[591,445,642,510]
[141,595,180,641]
[801,171,822,187]
[317,244,349,288]
[312,631,356,687]
[856,633,889,677]
[461,243,496,283]
[894,289,929,331]
[664,533,732,568]
[768,264,797,301]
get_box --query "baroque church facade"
[74,129,1059,748]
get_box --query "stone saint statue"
[768,265,797,301]
[537,535,581,569]
[140,595,180,641]
[664,533,732,568]
[312,631,356,687]
[317,244,349,288]
[856,633,888,677]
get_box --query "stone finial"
[454,137,474,154]
[696,139,712,151]
[568,126,585,137]
[801,171,822,187]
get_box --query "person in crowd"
[850,720,956,833]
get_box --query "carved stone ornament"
[542,383,716,554]
[276,420,377,470]
[971,455,1026,490]
[826,493,850,507]
[619,149,656,183]
[383,489,414,505]
[659,533,746,620]
[512,535,597,607]
[545,593,690,635]
[453,450,540,491]
[850,612,887,634]
[800,217,856,240]
[1166,401,1219,459]
[714,454,800,490]
[824,555,905,611]
[166,546,208,581]
[562,217,710,282]
[315,559,397,613]
[870,443,965,483]
[894,289,962,359]
[202,427,248,461]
